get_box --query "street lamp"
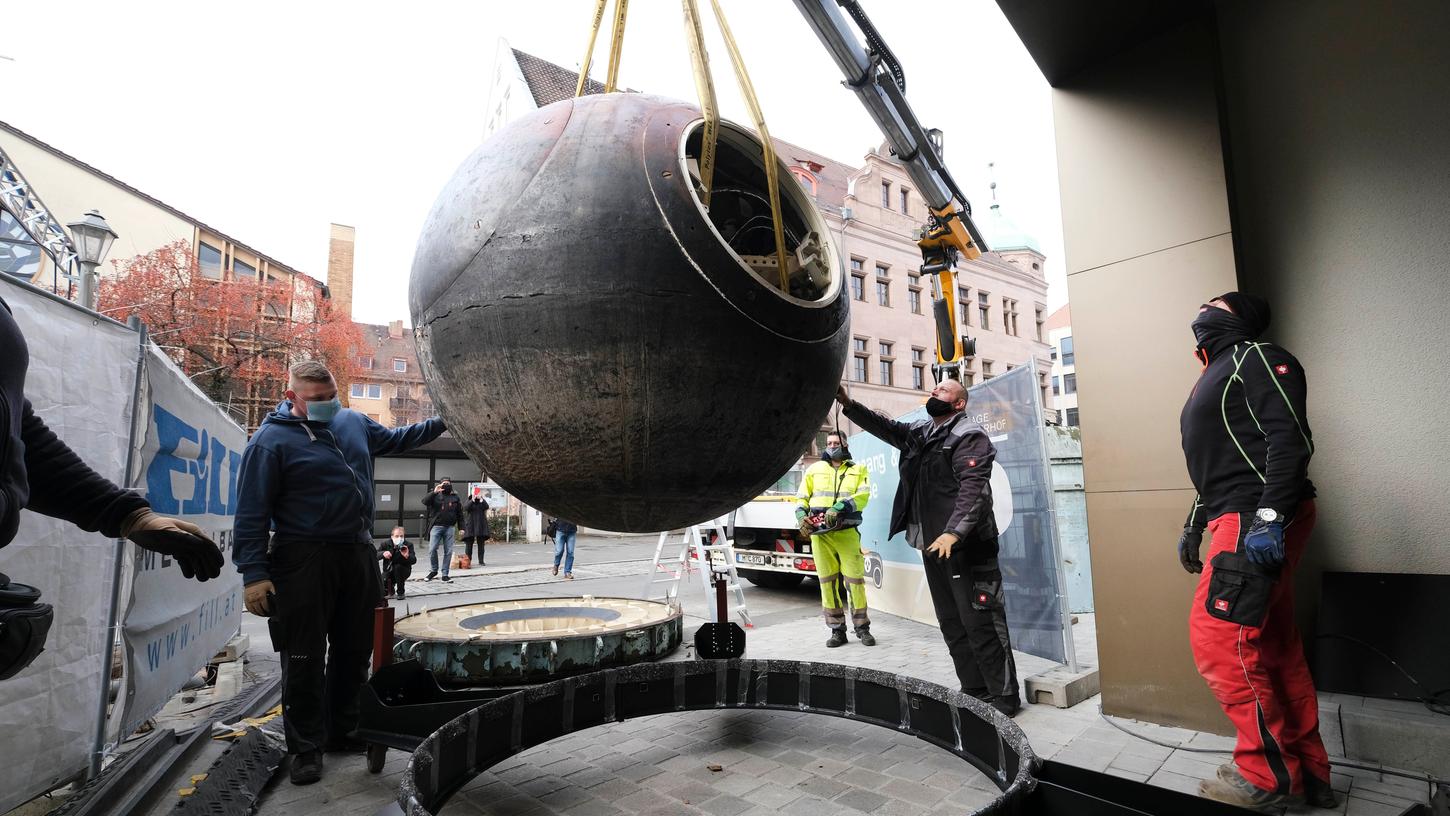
[67,209,117,311]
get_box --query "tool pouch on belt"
[968,564,1002,612]
[1205,551,1277,627]
[0,572,54,681]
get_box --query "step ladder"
[641,522,753,628]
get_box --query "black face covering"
[1191,306,1253,359]
[925,397,955,417]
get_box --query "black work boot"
[854,625,877,646]
[992,696,1022,717]
[289,750,322,785]
[1298,773,1339,809]
[826,628,848,648]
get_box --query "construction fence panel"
[113,343,246,739]
[0,278,142,812]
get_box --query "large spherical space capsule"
[409,93,849,532]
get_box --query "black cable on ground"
[1316,633,1450,716]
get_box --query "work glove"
[243,580,275,617]
[1177,527,1204,574]
[927,532,958,559]
[823,501,847,529]
[1243,520,1285,568]
[120,509,224,581]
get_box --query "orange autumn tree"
[98,240,361,431]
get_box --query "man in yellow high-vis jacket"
[796,431,875,648]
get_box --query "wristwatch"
[1255,508,1285,524]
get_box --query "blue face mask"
[304,397,342,423]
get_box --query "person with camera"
[421,476,462,582]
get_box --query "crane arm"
[792,0,984,377]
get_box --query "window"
[791,168,818,196]
[1050,346,1058,361]
[879,359,894,386]
[881,180,891,208]
[899,187,910,214]
[957,286,971,326]
[850,274,865,301]
[962,371,975,386]
[1006,364,1016,372]
[1061,335,1074,366]
[911,348,925,363]
[1052,376,1061,396]
[393,357,407,372]
[982,360,994,379]
[876,279,890,306]
[912,366,925,390]
[852,356,868,383]
[233,258,256,280]
[850,257,864,274]
[978,291,991,331]
[350,383,363,398]
[198,243,223,279]
[908,273,923,314]
[1065,407,1079,427]
[1041,372,1050,408]
[357,355,374,369]
[853,337,868,353]
[1064,373,1077,394]
[350,382,384,399]
[395,383,410,398]
[875,264,890,279]
[1035,307,1045,342]
[879,341,894,358]
[1003,298,1019,336]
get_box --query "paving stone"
[762,765,811,787]
[1106,750,1166,776]
[836,766,892,790]
[742,781,804,809]
[538,784,594,811]
[698,793,754,816]
[882,759,937,781]
[708,772,767,798]
[542,756,595,777]
[793,774,849,800]
[880,777,949,807]
[614,761,665,783]
[1147,768,1203,797]
[772,749,820,769]
[583,777,642,802]
[781,796,838,816]
[562,799,623,816]
[612,788,673,812]
[517,774,570,797]
[834,787,890,812]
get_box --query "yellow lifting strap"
[681,0,719,208]
[604,0,631,93]
[576,0,610,97]
[708,0,790,292]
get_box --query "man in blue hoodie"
[232,360,445,785]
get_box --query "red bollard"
[372,604,396,673]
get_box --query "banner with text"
[852,364,1073,664]
[114,344,245,738]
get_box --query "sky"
[2,0,1067,325]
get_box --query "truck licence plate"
[736,553,768,565]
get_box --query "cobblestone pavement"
[249,560,1426,816]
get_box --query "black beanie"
[1216,292,1271,338]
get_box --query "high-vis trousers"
[813,529,869,630]
[1190,501,1329,796]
